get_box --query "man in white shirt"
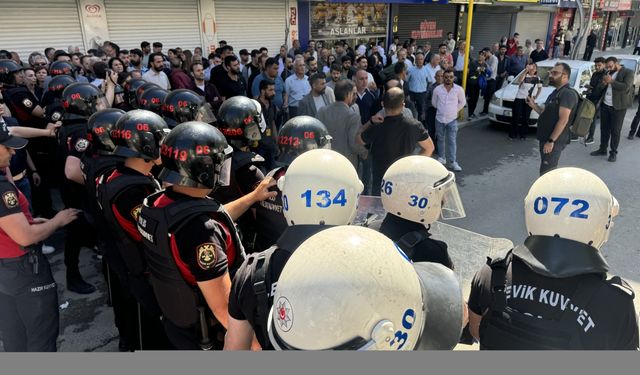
[142,53,170,90]
[425,54,442,85]
[284,57,311,117]
[432,69,466,171]
[481,48,499,115]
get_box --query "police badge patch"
[130,205,143,221]
[75,138,89,152]
[2,191,19,209]
[197,243,218,270]
[51,112,62,121]
[22,98,33,108]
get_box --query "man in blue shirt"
[507,46,528,77]
[407,52,429,121]
[251,57,284,109]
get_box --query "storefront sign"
[310,2,388,39]
[77,0,110,50]
[539,0,559,5]
[601,0,632,11]
[410,20,444,40]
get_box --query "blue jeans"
[436,119,458,164]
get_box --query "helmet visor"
[215,145,233,187]
[196,103,217,124]
[245,123,262,142]
[436,173,466,220]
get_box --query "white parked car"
[488,59,595,127]
[610,54,640,96]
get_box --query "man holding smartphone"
[590,57,634,162]
[527,62,577,175]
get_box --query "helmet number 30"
[389,308,416,350]
[300,189,347,208]
[533,196,589,219]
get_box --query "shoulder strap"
[396,230,431,261]
[487,250,514,314]
[252,246,277,337]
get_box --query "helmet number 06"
[301,189,347,208]
[389,308,416,350]
[533,196,589,219]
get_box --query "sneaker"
[436,157,446,164]
[608,153,617,162]
[41,244,55,255]
[479,111,488,116]
[590,149,607,156]
[585,137,595,145]
[449,162,463,172]
[570,135,579,142]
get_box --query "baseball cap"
[0,119,28,149]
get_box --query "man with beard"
[527,62,578,175]
[306,56,319,75]
[127,49,147,74]
[297,72,334,118]
[251,58,284,113]
[242,49,261,83]
[210,45,235,85]
[217,55,247,99]
[142,53,170,90]
[190,62,223,115]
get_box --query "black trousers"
[564,41,572,57]
[600,104,627,155]
[28,141,56,218]
[409,91,427,121]
[426,107,438,155]
[483,80,497,113]
[0,252,59,352]
[467,82,480,117]
[628,102,640,137]
[510,98,532,138]
[634,47,640,55]
[584,45,595,61]
[539,140,566,176]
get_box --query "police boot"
[67,270,97,294]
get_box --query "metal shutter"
[460,5,517,55]
[0,0,84,61]
[214,0,287,55]
[395,4,458,48]
[515,11,552,46]
[104,0,202,51]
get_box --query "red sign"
[411,20,443,40]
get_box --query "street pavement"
[2,46,639,352]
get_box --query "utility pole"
[571,0,595,60]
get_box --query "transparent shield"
[196,103,216,124]
[216,146,233,186]
[440,182,466,220]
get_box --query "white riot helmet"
[268,225,465,350]
[381,156,466,224]
[268,226,425,350]
[277,149,364,225]
[524,167,619,250]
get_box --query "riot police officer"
[97,109,171,350]
[213,95,266,253]
[138,87,169,115]
[0,123,79,351]
[266,225,465,351]
[122,79,149,111]
[58,82,110,294]
[375,155,466,268]
[137,122,247,350]
[468,167,639,350]
[254,115,332,251]
[161,88,215,128]
[225,149,363,350]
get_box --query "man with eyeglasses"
[527,62,578,175]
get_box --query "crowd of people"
[0,33,638,352]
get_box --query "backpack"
[558,86,596,139]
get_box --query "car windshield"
[619,59,637,73]
[511,66,578,87]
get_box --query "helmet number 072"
[533,196,590,219]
